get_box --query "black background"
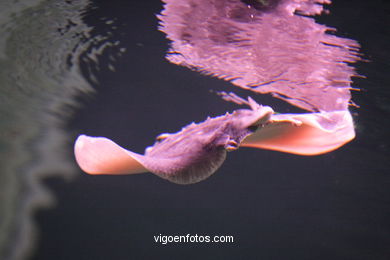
[32,0,390,259]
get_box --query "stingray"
[74,93,354,184]
[74,0,360,184]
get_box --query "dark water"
[0,0,388,259]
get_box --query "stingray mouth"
[247,108,273,131]
[247,123,260,132]
[246,107,274,133]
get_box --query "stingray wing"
[74,135,148,175]
[241,110,355,155]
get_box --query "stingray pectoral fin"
[241,110,355,155]
[74,135,148,175]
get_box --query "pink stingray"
[74,0,361,184]
[74,95,355,184]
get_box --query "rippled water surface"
[0,0,389,260]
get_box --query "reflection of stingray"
[74,0,361,184]
[0,0,114,259]
[158,0,361,112]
